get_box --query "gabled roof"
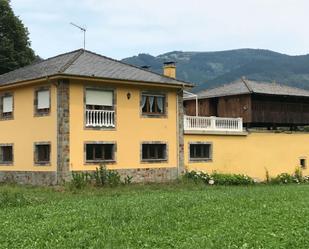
[194,79,309,99]
[0,49,193,87]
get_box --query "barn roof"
[194,79,309,99]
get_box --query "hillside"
[122,49,309,92]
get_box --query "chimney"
[163,61,176,78]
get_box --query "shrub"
[183,171,254,186]
[211,172,254,186]
[265,168,270,183]
[270,173,295,184]
[106,170,121,187]
[93,164,108,186]
[294,167,303,183]
[124,175,133,185]
[71,171,91,189]
[71,164,130,189]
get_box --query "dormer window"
[35,88,50,116]
[0,94,13,119]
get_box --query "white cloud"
[10,0,309,59]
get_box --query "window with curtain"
[141,93,165,115]
[85,89,114,110]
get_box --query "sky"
[10,0,309,60]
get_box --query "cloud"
[10,0,309,59]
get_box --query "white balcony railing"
[85,110,115,128]
[184,115,243,132]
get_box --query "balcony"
[184,115,244,134]
[85,110,115,128]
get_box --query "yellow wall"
[69,80,178,171]
[185,132,309,180]
[0,82,57,171]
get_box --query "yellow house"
[0,49,192,185]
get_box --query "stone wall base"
[0,167,179,186]
[117,167,178,183]
[0,171,57,186]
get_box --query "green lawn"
[0,184,308,249]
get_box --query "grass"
[0,183,308,249]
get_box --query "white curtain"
[149,96,154,112]
[156,96,164,113]
[2,96,13,113]
[141,95,147,109]
[86,90,113,106]
[37,90,50,109]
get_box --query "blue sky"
[11,0,309,59]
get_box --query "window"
[85,143,115,163]
[0,94,13,119]
[141,93,165,115]
[86,89,113,110]
[189,143,212,161]
[35,143,51,165]
[0,145,13,164]
[300,158,306,169]
[142,143,167,161]
[35,88,50,115]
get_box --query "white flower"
[209,179,215,185]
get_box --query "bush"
[71,171,91,189]
[211,172,254,186]
[270,173,295,184]
[70,164,132,189]
[183,171,254,186]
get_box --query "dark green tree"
[0,0,35,74]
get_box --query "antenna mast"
[70,22,86,50]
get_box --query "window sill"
[34,110,50,117]
[141,113,167,119]
[34,162,51,166]
[85,160,116,165]
[0,162,13,166]
[189,158,212,163]
[141,159,168,163]
[0,116,14,121]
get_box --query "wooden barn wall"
[184,99,212,116]
[252,94,309,125]
[217,95,252,123]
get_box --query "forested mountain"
[122,49,309,92]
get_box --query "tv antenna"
[70,22,86,50]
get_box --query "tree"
[0,0,35,75]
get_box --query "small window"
[300,158,306,169]
[35,143,51,165]
[0,145,13,164]
[189,143,212,161]
[142,143,167,161]
[0,94,13,119]
[35,89,50,115]
[85,143,115,163]
[141,93,165,115]
[85,89,114,110]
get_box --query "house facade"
[0,50,192,185]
